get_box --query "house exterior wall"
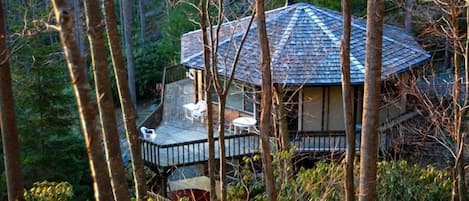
[302,86,363,132]
[302,87,323,131]
[328,87,345,131]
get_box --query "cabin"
[139,2,430,196]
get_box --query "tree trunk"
[138,0,146,42]
[73,0,85,54]
[273,86,290,185]
[273,86,289,151]
[0,1,24,199]
[50,1,113,200]
[83,0,131,200]
[340,0,355,200]
[404,0,413,33]
[200,1,217,199]
[450,2,466,199]
[217,98,227,201]
[103,0,148,200]
[358,0,384,200]
[256,0,277,200]
[121,0,137,110]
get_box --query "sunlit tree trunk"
[121,0,137,110]
[358,0,384,200]
[83,0,130,200]
[200,1,217,199]
[450,2,466,200]
[102,0,148,200]
[340,0,355,200]
[51,1,113,200]
[256,0,277,200]
[0,1,24,199]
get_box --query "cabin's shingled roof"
[180,3,430,86]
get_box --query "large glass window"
[211,81,256,114]
[227,84,244,110]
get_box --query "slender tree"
[73,0,85,54]
[102,0,148,199]
[50,1,113,200]
[273,87,289,151]
[82,0,130,200]
[200,1,216,199]
[449,1,466,200]
[120,0,137,110]
[211,14,255,201]
[256,0,277,200]
[138,0,146,42]
[200,0,255,199]
[358,0,384,200]
[404,0,413,33]
[0,1,24,199]
[340,0,355,200]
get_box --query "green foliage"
[5,31,92,200]
[377,160,452,201]
[24,181,74,201]
[296,162,345,201]
[133,2,197,98]
[133,41,164,98]
[229,158,453,201]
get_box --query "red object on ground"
[167,189,210,201]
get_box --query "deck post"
[156,168,170,197]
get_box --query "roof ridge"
[182,6,296,64]
[303,5,365,73]
[308,4,428,55]
[271,8,300,66]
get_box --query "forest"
[0,0,468,201]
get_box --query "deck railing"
[141,130,363,168]
[138,64,187,129]
[290,131,361,152]
[141,133,260,168]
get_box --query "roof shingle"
[181,3,430,86]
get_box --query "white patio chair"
[183,101,207,123]
[140,126,156,139]
[192,101,206,123]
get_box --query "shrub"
[24,181,73,201]
[228,159,453,200]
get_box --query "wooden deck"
[140,77,360,168]
[141,79,260,168]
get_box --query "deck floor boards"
[143,79,259,167]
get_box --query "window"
[211,81,256,114]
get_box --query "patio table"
[232,117,257,134]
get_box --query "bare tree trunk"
[200,1,217,199]
[256,0,277,200]
[405,0,413,33]
[340,0,355,200]
[73,0,85,54]
[273,86,289,151]
[273,86,290,186]
[449,2,466,199]
[103,0,148,200]
[83,0,131,200]
[138,0,146,42]
[358,0,384,200]
[51,1,113,200]
[217,98,227,200]
[121,0,137,110]
[0,1,24,199]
